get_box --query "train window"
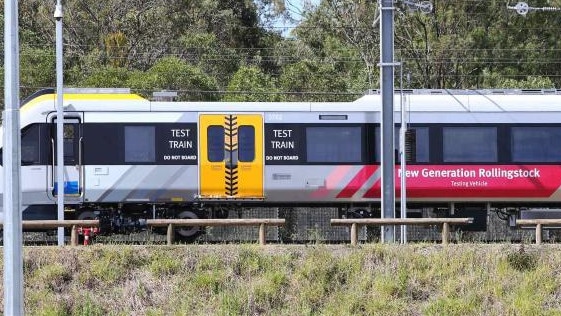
[443,127,497,162]
[306,126,362,163]
[411,127,429,162]
[63,125,75,161]
[124,126,155,163]
[207,125,224,162]
[21,124,41,165]
[238,126,255,162]
[512,127,561,162]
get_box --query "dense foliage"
[3,0,561,104]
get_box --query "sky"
[274,0,321,37]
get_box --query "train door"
[47,113,84,202]
[199,114,264,199]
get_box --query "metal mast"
[379,0,432,243]
[3,0,24,313]
[399,63,408,244]
[379,0,396,243]
[55,0,65,245]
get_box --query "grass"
[2,243,561,315]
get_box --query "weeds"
[507,244,537,272]
[10,244,561,315]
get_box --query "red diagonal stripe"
[336,165,378,198]
[363,179,381,198]
[311,165,352,198]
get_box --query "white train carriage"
[3,88,561,238]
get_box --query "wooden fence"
[146,218,286,245]
[331,218,474,245]
[515,219,561,244]
[0,217,485,246]
[0,220,100,246]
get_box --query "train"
[2,87,561,240]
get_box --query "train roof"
[19,88,561,114]
[354,89,561,112]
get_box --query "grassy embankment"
[3,243,561,315]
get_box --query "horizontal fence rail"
[331,218,474,246]
[146,218,286,245]
[0,220,100,246]
[515,219,561,244]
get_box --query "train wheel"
[77,209,96,221]
[175,210,203,241]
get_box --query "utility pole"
[3,0,24,313]
[379,0,432,243]
[379,0,397,243]
[55,0,65,246]
[398,62,408,244]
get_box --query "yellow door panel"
[236,115,263,198]
[199,114,263,199]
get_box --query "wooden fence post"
[442,222,450,245]
[70,225,78,246]
[259,223,266,245]
[350,223,358,246]
[167,224,175,245]
[536,223,542,245]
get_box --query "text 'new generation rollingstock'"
[2,88,561,239]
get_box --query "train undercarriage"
[22,201,553,243]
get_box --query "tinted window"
[207,126,224,162]
[306,126,362,163]
[443,127,497,162]
[412,127,429,163]
[124,126,155,163]
[512,126,561,162]
[21,124,41,165]
[82,124,122,165]
[238,126,255,162]
[63,124,75,163]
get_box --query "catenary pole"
[379,0,396,243]
[3,0,25,313]
[55,0,65,245]
[399,62,407,244]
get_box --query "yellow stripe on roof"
[20,92,147,117]
[25,93,145,104]
[58,93,146,101]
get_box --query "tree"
[479,70,555,89]
[80,66,130,88]
[15,0,287,91]
[224,65,279,102]
[279,60,351,101]
[395,0,561,89]
[126,57,219,101]
[20,45,56,97]
[295,0,561,90]
[295,0,379,89]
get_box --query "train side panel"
[81,111,199,204]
